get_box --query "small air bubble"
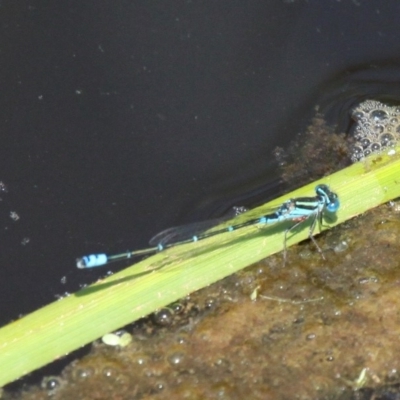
[153,308,173,326]
[167,352,185,366]
[154,381,166,391]
[75,367,94,379]
[352,111,364,120]
[373,125,384,133]
[370,142,381,151]
[370,109,388,122]
[41,376,63,392]
[102,367,116,377]
[380,133,395,146]
[360,138,371,148]
[351,146,364,161]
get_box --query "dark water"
[1,1,400,386]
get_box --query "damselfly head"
[315,184,340,213]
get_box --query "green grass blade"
[1,148,400,386]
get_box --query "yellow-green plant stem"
[1,148,400,386]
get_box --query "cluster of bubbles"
[350,100,400,162]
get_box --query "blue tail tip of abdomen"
[76,254,108,269]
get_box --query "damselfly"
[76,184,339,269]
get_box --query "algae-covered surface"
[10,199,400,400]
